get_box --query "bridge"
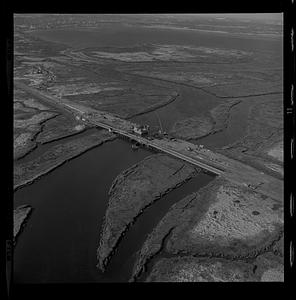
[15,81,283,202]
[69,104,284,201]
[63,103,224,175]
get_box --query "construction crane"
[154,112,165,135]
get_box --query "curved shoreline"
[14,133,117,192]
[18,127,101,164]
[98,172,201,272]
[97,154,202,272]
[14,205,33,246]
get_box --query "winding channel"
[14,138,214,283]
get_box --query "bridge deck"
[15,82,283,202]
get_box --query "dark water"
[30,24,282,53]
[13,138,213,283]
[14,139,151,283]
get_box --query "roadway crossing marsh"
[13,14,283,283]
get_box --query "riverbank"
[14,130,116,191]
[13,139,154,283]
[35,114,92,144]
[14,205,32,245]
[14,84,91,161]
[14,111,59,160]
[97,153,202,272]
[131,177,283,281]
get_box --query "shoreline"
[97,154,203,272]
[14,132,117,192]
[14,205,33,245]
[17,127,99,164]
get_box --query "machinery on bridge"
[132,124,149,136]
[154,112,167,137]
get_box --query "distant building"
[133,124,149,136]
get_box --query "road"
[87,119,224,175]
[15,82,283,201]
[63,102,224,175]
[15,81,77,117]
[15,81,223,175]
